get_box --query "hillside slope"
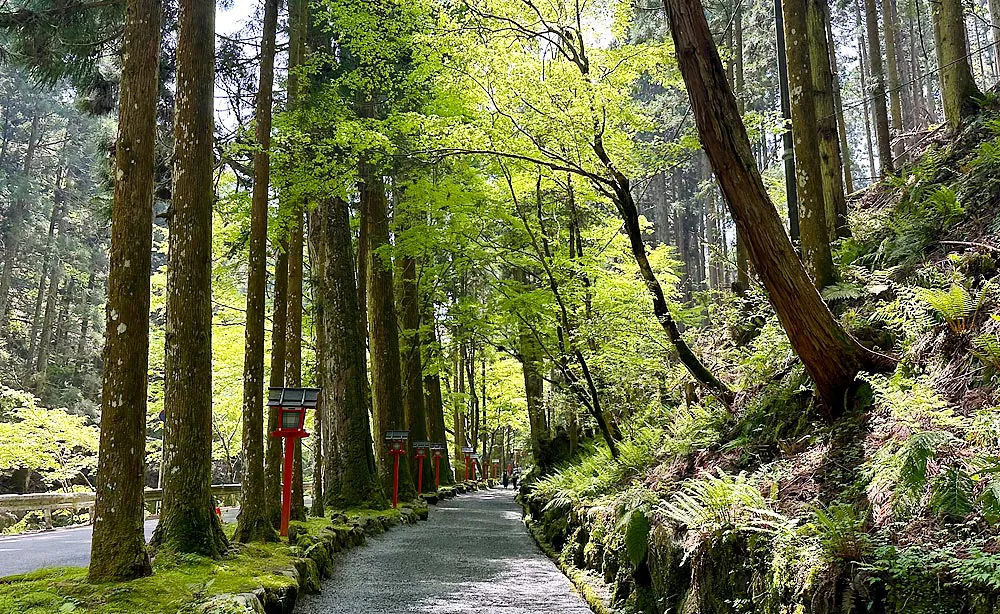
[523,109,1000,614]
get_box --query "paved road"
[296,489,593,614]
[0,508,240,578]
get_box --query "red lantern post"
[462,446,473,481]
[413,442,429,493]
[267,387,320,537]
[430,443,445,490]
[385,431,409,508]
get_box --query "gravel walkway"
[295,488,593,614]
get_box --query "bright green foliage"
[0,388,98,490]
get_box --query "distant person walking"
[502,471,509,489]
[511,468,520,490]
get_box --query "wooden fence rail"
[0,484,244,531]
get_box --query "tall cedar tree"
[399,254,435,491]
[0,115,41,333]
[286,0,307,519]
[265,246,288,529]
[151,0,228,557]
[234,0,279,544]
[422,303,453,485]
[864,0,895,174]
[934,0,980,130]
[807,0,847,243]
[88,0,160,582]
[661,0,896,416]
[783,0,835,288]
[362,163,415,501]
[318,196,384,507]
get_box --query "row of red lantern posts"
[267,386,321,537]
[384,432,449,508]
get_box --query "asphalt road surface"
[296,488,593,614]
[0,508,240,578]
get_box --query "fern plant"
[929,464,975,521]
[659,470,792,542]
[808,503,872,562]
[917,283,991,334]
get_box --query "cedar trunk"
[662,0,896,416]
[319,196,383,507]
[265,246,288,529]
[234,0,278,544]
[864,0,896,174]
[399,255,435,492]
[151,0,227,557]
[422,304,453,485]
[88,0,161,582]
[934,0,980,130]
[362,164,415,501]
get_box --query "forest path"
[295,488,593,614]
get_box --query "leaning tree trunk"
[265,245,288,530]
[934,0,980,130]
[362,164,415,502]
[88,0,161,583]
[234,0,278,544]
[319,196,384,508]
[151,0,228,557]
[864,0,896,174]
[662,0,897,417]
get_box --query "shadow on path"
[295,488,593,613]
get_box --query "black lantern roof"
[267,387,321,408]
[429,443,446,450]
[462,446,474,454]
[385,430,409,441]
[413,441,430,449]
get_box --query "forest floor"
[295,488,592,614]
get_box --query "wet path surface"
[295,488,593,614]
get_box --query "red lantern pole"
[416,454,425,494]
[391,450,401,508]
[434,454,441,490]
[280,436,295,536]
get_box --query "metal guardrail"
[0,484,244,530]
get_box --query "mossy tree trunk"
[662,0,897,417]
[152,0,228,558]
[807,0,848,243]
[784,0,835,288]
[88,0,160,583]
[318,196,384,508]
[234,0,278,544]
[933,0,981,130]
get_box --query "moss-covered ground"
[0,506,408,614]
